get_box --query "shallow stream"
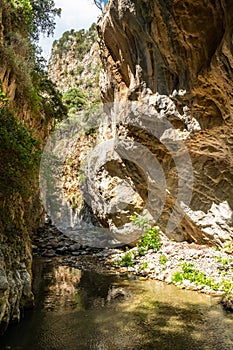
[0,257,232,350]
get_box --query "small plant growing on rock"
[137,227,162,252]
[173,262,233,296]
[173,263,215,287]
[215,255,233,274]
[139,262,149,271]
[221,279,233,294]
[115,252,134,267]
[130,214,148,229]
[130,214,162,253]
[159,254,168,265]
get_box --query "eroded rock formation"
[89,0,233,245]
[0,2,60,333]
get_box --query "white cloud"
[39,0,101,61]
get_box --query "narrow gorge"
[0,0,233,347]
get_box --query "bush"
[0,44,35,103]
[0,106,40,196]
[115,252,134,267]
[38,77,67,122]
[139,262,149,270]
[62,87,87,112]
[130,214,162,253]
[137,227,162,252]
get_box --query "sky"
[39,0,103,60]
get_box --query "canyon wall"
[0,2,61,333]
[89,0,233,245]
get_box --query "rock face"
[89,0,233,245]
[0,3,57,333]
[48,25,101,98]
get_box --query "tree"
[29,0,61,41]
[0,0,66,119]
[62,88,87,112]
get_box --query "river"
[0,257,232,350]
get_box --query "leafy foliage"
[29,0,61,41]
[115,252,134,267]
[38,76,68,121]
[130,214,162,253]
[159,254,168,265]
[172,262,233,293]
[62,88,87,113]
[215,255,233,272]
[0,106,40,195]
[139,261,149,270]
[137,227,162,253]
[1,0,66,119]
[5,0,61,42]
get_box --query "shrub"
[62,87,87,112]
[0,106,40,196]
[130,214,162,253]
[137,227,162,252]
[159,254,168,265]
[115,252,134,267]
[215,255,233,271]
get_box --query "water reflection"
[0,258,232,350]
[46,266,81,311]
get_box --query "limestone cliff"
[0,1,64,333]
[48,24,101,106]
[88,0,233,245]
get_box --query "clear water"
[0,258,232,350]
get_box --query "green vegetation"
[114,216,162,268]
[76,66,84,75]
[8,0,61,42]
[53,24,97,59]
[223,240,233,254]
[137,227,162,252]
[130,214,162,255]
[49,22,101,118]
[172,263,219,290]
[0,90,9,105]
[139,262,149,271]
[1,0,66,118]
[159,254,168,265]
[38,76,67,122]
[215,256,233,270]
[0,1,67,200]
[62,88,87,112]
[44,22,103,158]
[172,262,233,294]
[0,105,40,195]
[115,251,134,267]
